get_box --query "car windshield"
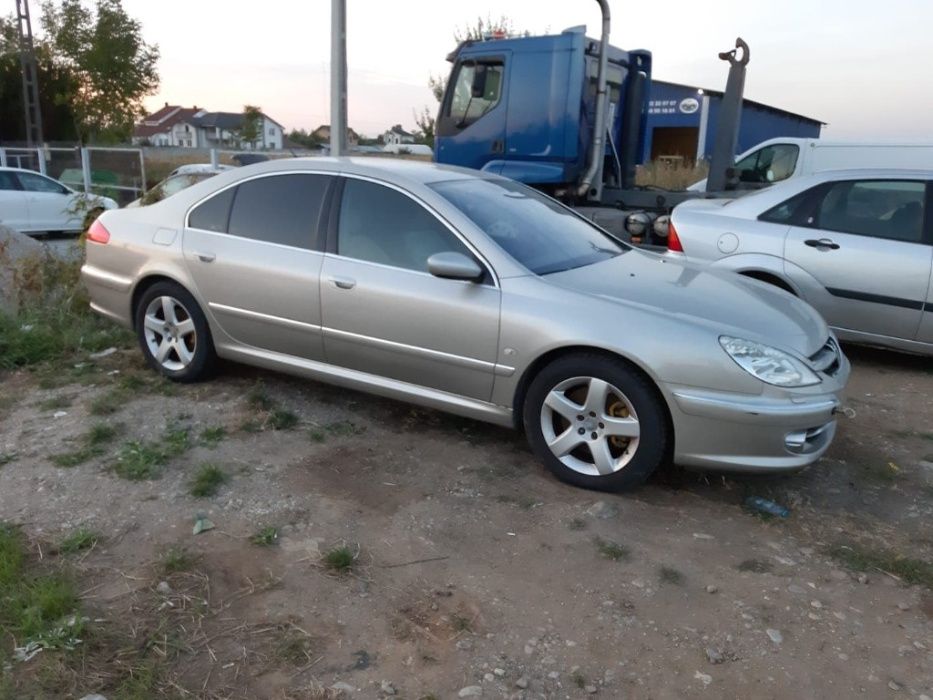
[429,178,626,274]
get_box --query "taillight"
[667,221,684,253]
[87,219,110,244]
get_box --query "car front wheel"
[135,281,216,382]
[523,353,671,491]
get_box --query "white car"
[669,169,933,355]
[0,167,118,235]
[127,166,227,208]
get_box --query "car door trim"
[208,302,323,333]
[322,325,514,376]
[825,287,925,311]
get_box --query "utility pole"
[330,0,347,156]
[15,0,44,147]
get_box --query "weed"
[0,523,82,647]
[200,426,227,447]
[594,536,630,561]
[189,464,227,498]
[247,386,275,411]
[269,409,299,431]
[251,526,279,546]
[309,428,327,443]
[89,388,128,416]
[39,395,72,411]
[496,494,539,509]
[239,418,262,433]
[51,422,122,467]
[571,671,587,688]
[0,452,18,468]
[450,612,473,632]
[59,528,99,554]
[323,546,355,573]
[737,558,773,574]
[326,419,364,437]
[568,517,587,531]
[161,546,196,574]
[659,566,685,585]
[114,441,165,480]
[828,543,933,588]
[274,625,312,665]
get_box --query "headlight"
[719,336,820,387]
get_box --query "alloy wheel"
[539,376,641,476]
[143,295,197,372]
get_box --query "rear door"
[435,52,509,171]
[320,177,501,401]
[182,172,333,360]
[0,171,29,232]
[783,178,932,341]
[15,171,76,232]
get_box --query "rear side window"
[815,180,925,242]
[189,187,235,233]
[337,179,469,272]
[759,188,814,224]
[228,174,330,249]
[0,172,19,191]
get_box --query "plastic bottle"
[744,496,790,518]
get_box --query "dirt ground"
[1,342,932,699]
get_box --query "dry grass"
[635,160,708,190]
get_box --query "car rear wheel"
[523,354,671,491]
[135,281,216,382]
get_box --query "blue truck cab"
[435,26,652,194]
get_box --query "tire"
[523,353,671,491]
[134,281,216,382]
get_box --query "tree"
[287,128,322,149]
[413,106,435,147]
[425,15,525,116]
[0,16,80,142]
[239,104,262,148]
[40,0,159,143]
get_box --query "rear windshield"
[429,178,625,275]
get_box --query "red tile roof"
[134,106,201,139]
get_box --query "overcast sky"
[118,0,933,139]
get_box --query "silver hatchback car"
[82,158,849,490]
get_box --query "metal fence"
[0,145,146,206]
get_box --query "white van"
[688,137,933,191]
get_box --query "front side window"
[735,144,799,184]
[17,172,68,194]
[815,180,926,243]
[431,178,625,274]
[446,60,504,127]
[226,174,330,249]
[337,179,469,272]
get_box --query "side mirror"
[427,251,484,282]
[470,65,488,98]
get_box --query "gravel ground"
[0,342,931,699]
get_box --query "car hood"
[544,250,828,357]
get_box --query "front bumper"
[666,385,844,473]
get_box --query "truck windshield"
[429,179,626,275]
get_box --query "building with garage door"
[643,80,823,164]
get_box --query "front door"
[182,173,333,360]
[15,171,75,232]
[0,171,29,232]
[320,177,501,401]
[784,178,932,341]
[435,52,509,171]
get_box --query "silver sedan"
[670,169,933,355]
[82,158,849,490]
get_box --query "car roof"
[222,156,499,188]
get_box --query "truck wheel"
[523,353,671,491]
[135,281,216,382]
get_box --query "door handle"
[194,251,216,263]
[804,238,840,250]
[491,139,504,154]
[330,276,356,290]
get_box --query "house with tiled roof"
[133,105,285,150]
